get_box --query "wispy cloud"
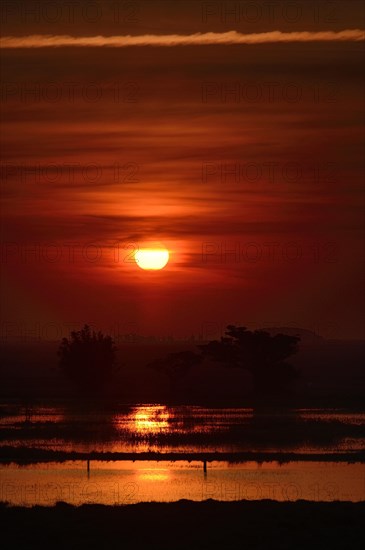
[1,29,364,48]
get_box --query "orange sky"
[1,1,364,340]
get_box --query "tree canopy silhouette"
[58,325,118,393]
[199,325,300,396]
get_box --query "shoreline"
[1,446,365,465]
[1,500,364,549]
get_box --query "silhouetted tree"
[58,325,118,394]
[199,325,300,396]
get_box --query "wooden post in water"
[87,459,90,478]
[203,460,207,474]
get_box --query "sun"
[135,248,169,270]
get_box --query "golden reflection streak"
[131,405,170,433]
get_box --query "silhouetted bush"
[58,325,118,394]
[199,325,300,396]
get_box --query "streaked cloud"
[1,29,364,48]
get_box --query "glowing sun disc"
[135,248,169,270]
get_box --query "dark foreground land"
[1,500,364,550]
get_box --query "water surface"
[1,404,365,454]
[1,460,364,506]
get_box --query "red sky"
[1,0,364,341]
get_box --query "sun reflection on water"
[130,405,170,434]
[138,470,170,482]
